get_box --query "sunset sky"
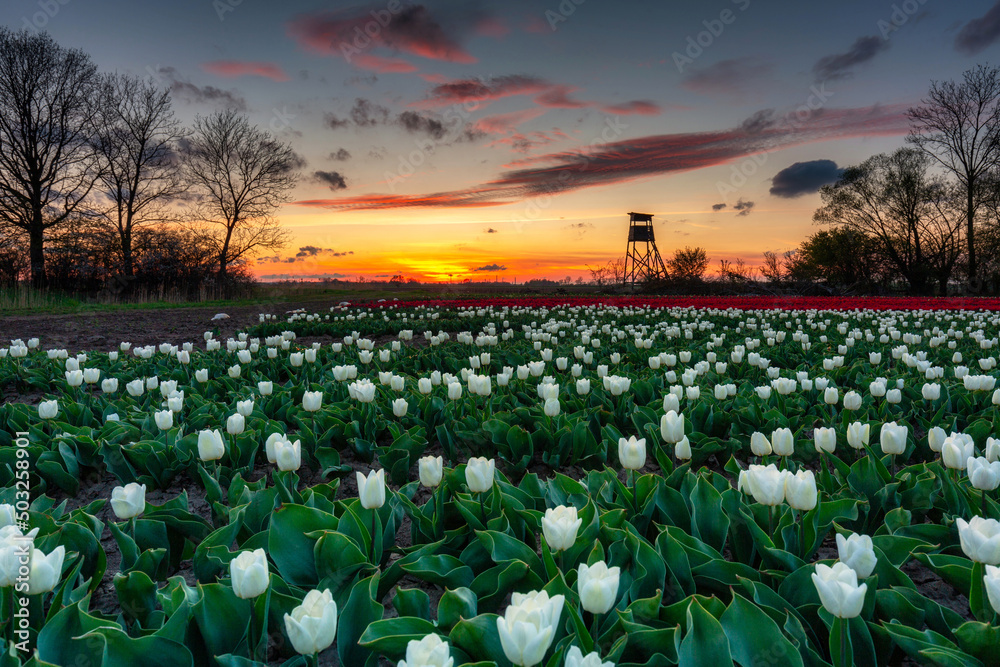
[5,0,1000,281]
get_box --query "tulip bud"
[922,383,941,401]
[230,548,270,599]
[814,427,836,453]
[265,432,286,463]
[543,398,560,417]
[465,457,495,493]
[811,562,867,619]
[227,413,245,435]
[198,429,225,461]
[284,589,338,656]
[302,390,322,412]
[674,435,691,461]
[785,470,817,511]
[541,505,582,552]
[392,398,408,418]
[576,378,590,395]
[447,382,463,400]
[750,432,772,457]
[843,391,862,410]
[846,422,869,450]
[195,368,209,383]
[986,565,1000,615]
[28,545,66,595]
[618,436,646,470]
[742,464,789,506]
[942,432,974,470]
[497,591,563,667]
[879,422,907,455]
[419,455,443,488]
[65,370,83,387]
[154,410,173,431]
[397,634,454,667]
[927,426,947,453]
[956,516,1000,565]
[660,410,685,444]
[824,387,839,405]
[357,469,386,509]
[578,561,619,614]
[563,647,614,667]
[771,428,795,456]
[38,400,58,419]
[274,439,301,471]
[836,532,877,578]
[988,437,1000,463]
[110,483,146,520]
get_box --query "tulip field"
[4,297,1000,666]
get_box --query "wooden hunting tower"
[623,212,668,286]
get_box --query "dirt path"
[0,300,337,352]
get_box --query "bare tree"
[760,250,796,283]
[907,64,1000,289]
[588,257,626,287]
[815,148,963,295]
[185,109,298,280]
[718,258,756,285]
[0,29,102,286]
[92,73,188,279]
[667,246,709,280]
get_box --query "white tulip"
[836,532,877,578]
[230,548,269,599]
[110,483,146,520]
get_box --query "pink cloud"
[354,54,418,73]
[287,5,477,65]
[201,61,289,82]
[292,104,912,210]
[473,107,549,134]
[476,16,509,38]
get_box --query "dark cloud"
[420,74,660,116]
[740,109,777,135]
[260,272,351,280]
[156,67,247,111]
[473,263,507,271]
[733,199,755,216]
[328,148,352,161]
[313,170,348,190]
[711,203,727,211]
[325,99,454,140]
[259,247,355,264]
[423,74,549,105]
[292,104,912,211]
[813,35,889,81]
[681,58,773,94]
[770,159,844,198]
[369,146,387,160]
[955,1,1000,55]
[351,98,391,126]
[397,110,447,139]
